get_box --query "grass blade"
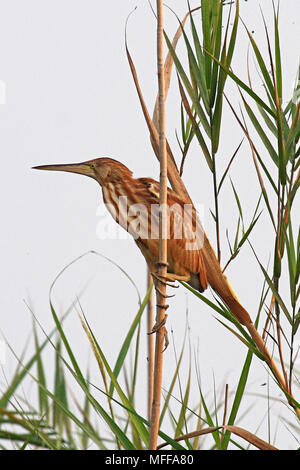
[109,285,153,396]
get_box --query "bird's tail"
[202,235,252,325]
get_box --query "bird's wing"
[137,178,207,291]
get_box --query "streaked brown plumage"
[33,157,207,292]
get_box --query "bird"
[33,157,208,296]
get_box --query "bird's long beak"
[32,162,94,178]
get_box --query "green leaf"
[286,103,300,159]
[50,302,86,385]
[53,339,71,443]
[6,339,125,449]
[199,387,221,449]
[212,0,239,154]
[285,216,297,306]
[209,53,276,117]
[33,322,49,421]
[211,40,226,154]
[230,178,244,227]
[189,8,210,112]
[257,105,278,136]
[221,348,254,450]
[182,283,258,353]
[201,0,213,88]
[293,310,300,335]
[0,303,73,409]
[210,1,223,108]
[160,337,185,425]
[257,262,293,324]
[233,217,241,252]
[218,139,243,194]
[243,23,276,104]
[277,103,287,185]
[175,366,191,442]
[243,98,278,165]
[79,313,150,446]
[273,3,282,103]
[164,31,211,137]
[109,285,152,397]
[226,0,239,68]
[177,75,213,170]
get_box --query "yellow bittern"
[33,157,208,295]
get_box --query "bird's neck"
[101,181,133,227]
[101,180,131,207]
[100,179,152,238]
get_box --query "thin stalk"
[212,152,221,262]
[274,295,289,390]
[209,103,221,262]
[262,294,275,341]
[147,269,154,421]
[220,383,229,446]
[289,304,296,395]
[287,163,297,393]
[149,0,168,450]
[273,169,289,389]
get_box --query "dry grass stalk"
[157,425,278,450]
[148,0,168,450]
[147,270,154,421]
[220,384,229,445]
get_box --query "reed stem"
[148,0,168,450]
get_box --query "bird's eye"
[90,163,95,169]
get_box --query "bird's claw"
[155,286,175,299]
[156,303,169,310]
[163,329,169,351]
[150,272,179,288]
[148,314,169,350]
[155,261,169,268]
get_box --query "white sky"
[0,0,299,449]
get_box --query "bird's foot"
[148,314,169,350]
[152,264,190,286]
[150,272,179,288]
[162,273,190,282]
[153,261,177,287]
[163,328,169,351]
[155,285,175,299]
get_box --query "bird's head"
[32,157,133,186]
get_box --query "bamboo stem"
[149,0,168,450]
